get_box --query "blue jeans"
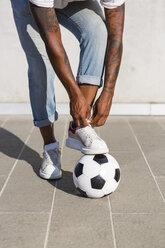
[10,0,107,127]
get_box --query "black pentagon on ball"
[77,187,88,197]
[74,162,84,177]
[114,168,120,182]
[93,154,108,165]
[91,175,106,189]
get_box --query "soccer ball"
[73,153,120,198]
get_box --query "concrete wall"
[0,0,165,104]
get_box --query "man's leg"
[56,0,109,154]
[11,0,61,179]
[40,124,56,145]
[11,0,57,143]
[56,0,107,114]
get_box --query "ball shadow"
[48,170,83,198]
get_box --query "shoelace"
[78,125,99,143]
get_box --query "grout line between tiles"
[44,117,68,248]
[127,119,165,203]
[0,211,165,215]
[0,211,50,215]
[112,212,165,215]
[0,126,34,198]
[98,127,117,248]
[108,196,117,248]
[44,184,57,248]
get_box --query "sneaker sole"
[39,169,62,180]
[66,138,109,155]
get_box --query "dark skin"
[29,2,124,139]
[40,85,98,145]
[91,4,125,126]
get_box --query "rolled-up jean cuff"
[76,75,103,88]
[33,111,58,127]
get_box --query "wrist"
[68,86,82,100]
[102,87,114,97]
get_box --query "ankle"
[44,141,59,151]
[44,138,56,146]
[39,124,56,146]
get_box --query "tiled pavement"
[0,115,165,248]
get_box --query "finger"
[75,119,81,127]
[94,117,105,127]
[96,115,108,127]
[90,115,100,127]
[80,117,89,127]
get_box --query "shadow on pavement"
[49,171,81,197]
[0,127,80,197]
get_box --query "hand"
[70,94,91,127]
[90,91,113,127]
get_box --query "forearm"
[45,37,81,100]
[103,38,123,96]
[103,4,125,96]
[29,3,81,99]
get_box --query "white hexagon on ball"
[83,160,100,178]
[77,174,91,193]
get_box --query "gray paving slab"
[4,115,33,136]
[0,115,10,124]
[0,119,6,126]
[0,115,8,120]
[110,150,140,165]
[100,117,139,152]
[0,130,54,212]
[0,176,6,191]
[0,169,54,213]
[113,213,165,248]
[0,213,48,248]
[0,117,67,212]
[0,117,33,176]
[99,120,165,213]
[128,116,165,135]
[128,130,165,176]
[108,151,165,213]
[156,177,165,199]
[47,147,114,248]
[54,115,69,144]
[48,200,113,248]
[155,117,165,130]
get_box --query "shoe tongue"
[44,142,59,151]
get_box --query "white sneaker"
[39,142,62,180]
[65,122,109,155]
